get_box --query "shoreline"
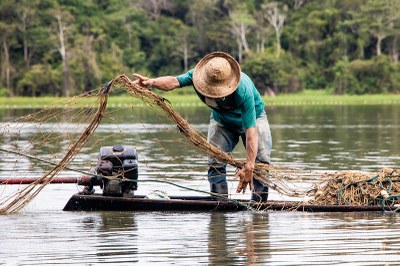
[1,91,400,108]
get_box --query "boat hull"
[63,193,396,212]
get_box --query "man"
[133,52,272,201]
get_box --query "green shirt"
[176,69,264,129]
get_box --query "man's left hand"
[235,164,254,193]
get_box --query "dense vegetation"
[1,0,400,97]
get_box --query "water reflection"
[95,212,138,263]
[208,212,270,265]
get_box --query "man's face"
[204,97,219,108]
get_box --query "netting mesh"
[313,168,400,206]
[0,91,108,213]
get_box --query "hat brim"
[193,52,241,98]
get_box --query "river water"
[1,104,400,265]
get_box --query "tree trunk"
[62,55,70,98]
[357,39,365,59]
[261,35,265,53]
[240,23,249,53]
[264,4,286,59]
[376,35,385,56]
[2,38,12,96]
[56,14,70,97]
[22,12,29,68]
[183,38,188,72]
[294,0,305,9]
[256,31,261,53]
[236,35,242,63]
[391,36,398,63]
[276,31,281,58]
[376,38,381,56]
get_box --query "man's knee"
[256,121,272,163]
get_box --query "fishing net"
[0,91,108,213]
[312,168,400,207]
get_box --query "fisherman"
[133,52,272,201]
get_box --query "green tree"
[262,1,287,58]
[227,1,255,62]
[15,0,41,68]
[359,0,399,56]
[242,48,302,95]
[0,0,17,96]
[48,2,74,97]
[284,1,343,89]
[17,64,60,96]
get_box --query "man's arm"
[235,126,258,193]
[133,73,180,91]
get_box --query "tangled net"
[313,168,400,206]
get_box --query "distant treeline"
[1,0,400,97]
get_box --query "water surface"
[0,105,400,265]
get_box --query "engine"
[96,145,138,196]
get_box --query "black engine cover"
[96,145,138,195]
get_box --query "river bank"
[1,90,400,108]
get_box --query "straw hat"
[193,52,241,98]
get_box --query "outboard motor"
[96,145,138,196]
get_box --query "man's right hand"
[133,73,154,88]
[133,74,180,91]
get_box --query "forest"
[1,0,400,97]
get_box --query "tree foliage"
[0,0,400,96]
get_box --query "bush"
[16,64,62,97]
[0,87,9,97]
[333,58,360,94]
[302,62,330,90]
[242,49,302,95]
[333,56,400,94]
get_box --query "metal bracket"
[101,80,113,94]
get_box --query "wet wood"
[63,194,397,212]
